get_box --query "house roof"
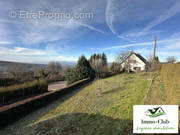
[121,51,148,64]
[133,52,148,64]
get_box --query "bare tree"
[89,53,108,96]
[116,51,131,73]
[146,54,154,71]
[166,56,176,63]
[89,54,107,78]
[38,68,49,78]
[7,67,26,79]
[110,62,122,73]
[47,61,62,75]
[146,54,161,71]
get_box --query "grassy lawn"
[161,63,180,104]
[144,71,168,105]
[1,63,179,135]
[0,72,150,135]
[38,73,149,121]
[144,63,180,129]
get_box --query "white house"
[121,51,148,72]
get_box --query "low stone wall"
[0,78,91,128]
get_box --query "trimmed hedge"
[0,77,36,87]
[0,78,21,87]
[0,80,48,104]
[0,78,91,127]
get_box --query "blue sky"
[0,0,180,64]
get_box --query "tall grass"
[161,63,180,104]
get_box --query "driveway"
[48,81,67,91]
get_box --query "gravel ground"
[48,81,67,91]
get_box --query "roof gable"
[133,53,147,64]
[121,51,147,64]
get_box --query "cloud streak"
[138,1,180,36]
[0,41,11,44]
[77,22,106,34]
[102,38,180,51]
[105,0,180,40]
[105,0,130,40]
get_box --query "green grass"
[144,71,168,105]
[3,72,149,135]
[38,73,149,121]
[0,79,47,93]
[1,64,180,135]
[0,79,48,104]
[144,63,180,129]
[161,63,180,104]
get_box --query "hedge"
[0,77,36,87]
[0,78,91,127]
[0,80,48,104]
[0,78,21,87]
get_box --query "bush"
[46,74,65,83]
[110,62,122,74]
[65,68,79,85]
[0,79,48,104]
[65,55,95,85]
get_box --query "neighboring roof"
[121,51,148,64]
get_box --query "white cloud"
[105,0,116,35]
[0,41,11,44]
[0,0,106,45]
[77,22,106,34]
[102,40,156,51]
[164,42,180,50]
[0,46,77,63]
[135,48,180,62]
[102,37,180,51]
[56,56,77,62]
[171,32,180,38]
[0,47,46,56]
[120,29,162,39]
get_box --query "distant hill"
[0,60,77,72]
[60,61,76,67]
[0,61,47,71]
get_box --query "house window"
[129,60,136,63]
[133,67,141,71]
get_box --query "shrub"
[46,74,65,83]
[0,79,48,104]
[65,68,79,85]
[65,55,95,85]
[110,62,122,74]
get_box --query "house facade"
[121,51,148,72]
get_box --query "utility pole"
[154,36,157,59]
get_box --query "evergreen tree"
[76,55,95,80]
[65,55,95,85]
[89,53,108,78]
[102,53,107,66]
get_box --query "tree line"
[65,53,122,85]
